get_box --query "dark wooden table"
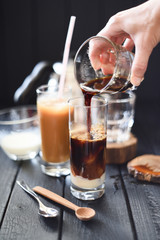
[0,103,160,240]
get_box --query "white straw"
[58,16,76,97]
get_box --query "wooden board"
[0,150,20,224]
[0,157,63,239]
[121,165,160,240]
[105,134,137,164]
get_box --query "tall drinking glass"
[68,96,107,200]
[37,85,71,177]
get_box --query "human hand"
[90,0,160,86]
[88,37,116,76]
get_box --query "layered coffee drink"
[69,94,107,199]
[70,125,106,189]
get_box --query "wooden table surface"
[0,103,160,240]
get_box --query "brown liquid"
[81,76,132,93]
[70,127,106,180]
[70,78,107,181]
[83,92,93,133]
[81,75,132,133]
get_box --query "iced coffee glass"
[68,96,107,200]
[36,85,71,177]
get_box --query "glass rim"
[104,91,136,104]
[36,84,71,95]
[74,36,117,60]
[0,105,38,125]
[74,35,134,61]
[68,96,108,108]
[36,84,57,94]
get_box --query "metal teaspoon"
[17,180,58,218]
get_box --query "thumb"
[131,42,152,86]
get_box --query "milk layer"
[71,173,105,189]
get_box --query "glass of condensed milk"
[0,106,41,161]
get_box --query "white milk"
[1,132,40,156]
[71,173,105,189]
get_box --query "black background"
[0,0,160,109]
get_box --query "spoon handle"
[33,186,78,211]
[17,180,40,202]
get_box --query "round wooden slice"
[127,154,160,183]
[105,134,137,164]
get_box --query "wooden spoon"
[33,186,96,221]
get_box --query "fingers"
[100,51,115,75]
[88,37,116,71]
[89,14,127,71]
[123,38,135,52]
[97,12,130,44]
[88,44,101,70]
[131,39,152,86]
[88,38,109,70]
